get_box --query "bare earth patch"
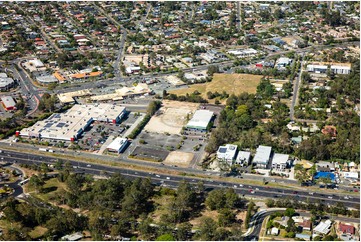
[144,100,199,135]
[164,151,194,168]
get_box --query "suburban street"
[290,52,305,121]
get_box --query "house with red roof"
[339,223,355,235]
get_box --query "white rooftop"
[236,151,251,163]
[1,95,16,108]
[217,144,237,161]
[253,145,272,164]
[313,220,332,235]
[107,137,128,152]
[272,153,289,165]
[20,104,126,141]
[186,110,214,130]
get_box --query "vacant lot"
[170,74,262,102]
[144,100,199,135]
[164,151,194,168]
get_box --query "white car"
[86,164,92,167]
[233,185,237,188]
[309,192,314,195]
[239,184,244,187]
[344,196,349,200]
[166,177,170,180]
[328,196,333,199]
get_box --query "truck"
[48,149,54,153]
[39,148,48,152]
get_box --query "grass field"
[169,74,262,102]
[29,226,48,240]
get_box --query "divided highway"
[0,149,359,209]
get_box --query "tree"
[175,222,192,241]
[207,65,220,76]
[196,217,217,241]
[147,100,162,116]
[138,217,155,240]
[284,208,296,217]
[218,208,236,227]
[155,234,175,241]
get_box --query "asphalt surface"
[0,149,359,209]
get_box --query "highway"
[0,149,359,209]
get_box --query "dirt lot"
[170,74,262,103]
[144,100,199,135]
[163,151,194,168]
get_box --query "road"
[290,52,305,121]
[0,149,359,209]
[92,3,128,81]
[0,165,24,198]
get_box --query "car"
[239,184,244,187]
[166,177,170,180]
[293,191,298,194]
[155,175,160,178]
[309,192,314,195]
[233,185,237,188]
[255,188,259,191]
[344,196,349,200]
[251,191,255,194]
[328,196,333,199]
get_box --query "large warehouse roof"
[186,110,214,130]
[20,104,126,141]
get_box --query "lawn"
[29,226,48,240]
[170,74,262,103]
[30,177,68,202]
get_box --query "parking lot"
[129,131,207,166]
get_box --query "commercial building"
[217,144,237,164]
[36,74,58,84]
[252,145,272,168]
[1,96,17,111]
[227,48,258,58]
[275,57,292,69]
[185,110,214,131]
[271,153,290,170]
[307,62,351,75]
[19,104,126,141]
[0,74,15,91]
[107,137,128,153]
[235,151,251,167]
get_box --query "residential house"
[313,220,332,235]
[235,151,251,167]
[299,219,312,231]
[295,233,311,241]
[217,144,237,165]
[339,223,355,235]
[271,153,290,171]
[252,145,272,169]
